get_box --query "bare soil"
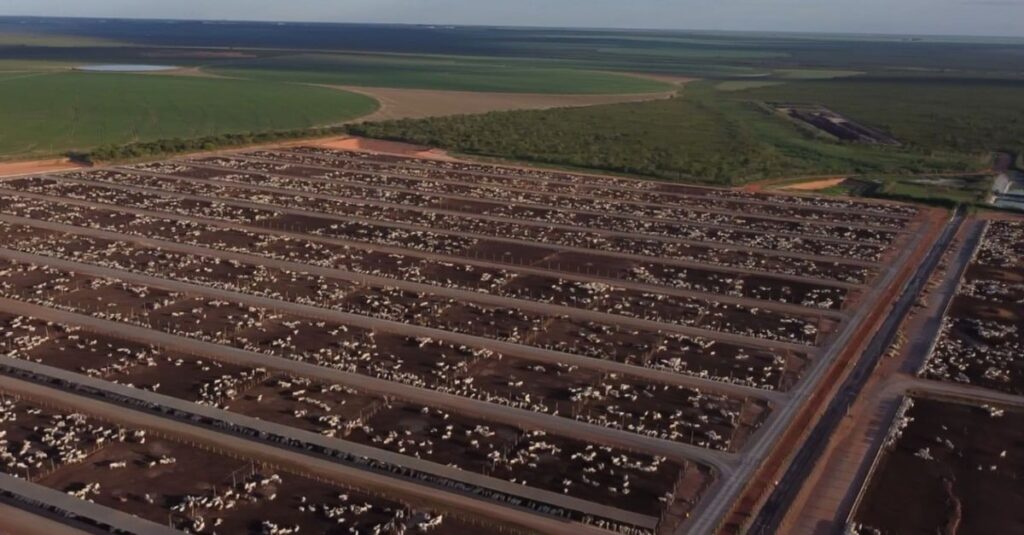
[854,398,1024,535]
[314,136,455,160]
[0,158,84,178]
[331,86,678,123]
[782,178,848,191]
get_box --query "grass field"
[715,81,782,92]
[0,72,377,159]
[871,175,994,205]
[209,53,672,94]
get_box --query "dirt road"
[782,218,989,533]
[681,207,943,535]
[746,207,965,535]
[0,158,83,178]
[332,85,679,123]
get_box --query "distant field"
[0,72,377,159]
[0,59,77,72]
[210,53,672,94]
[715,81,782,92]
[0,32,120,47]
[7,18,1024,75]
[0,17,1022,187]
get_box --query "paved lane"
[677,205,942,535]
[743,207,964,535]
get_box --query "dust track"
[331,85,681,122]
[0,158,84,178]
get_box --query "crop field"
[850,397,1024,535]
[0,72,377,159]
[920,219,1024,394]
[209,53,672,94]
[0,144,934,534]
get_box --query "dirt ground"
[782,178,847,191]
[622,73,696,87]
[0,158,84,178]
[854,398,1024,535]
[147,67,234,79]
[332,85,679,123]
[312,136,455,160]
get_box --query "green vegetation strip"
[84,126,347,164]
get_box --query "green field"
[874,176,994,205]
[0,72,377,159]
[210,53,672,94]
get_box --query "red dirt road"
[313,136,456,160]
[0,158,84,178]
[717,207,948,534]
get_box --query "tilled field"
[851,397,1024,535]
[0,147,922,535]
[920,219,1024,394]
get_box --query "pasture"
[0,71,377,159]
[210,53,673,94]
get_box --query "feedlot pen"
[0,145,931,534]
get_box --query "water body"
[75,64,178,73]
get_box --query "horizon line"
[2,13,1024,42]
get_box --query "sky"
[2,0,1024,37]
